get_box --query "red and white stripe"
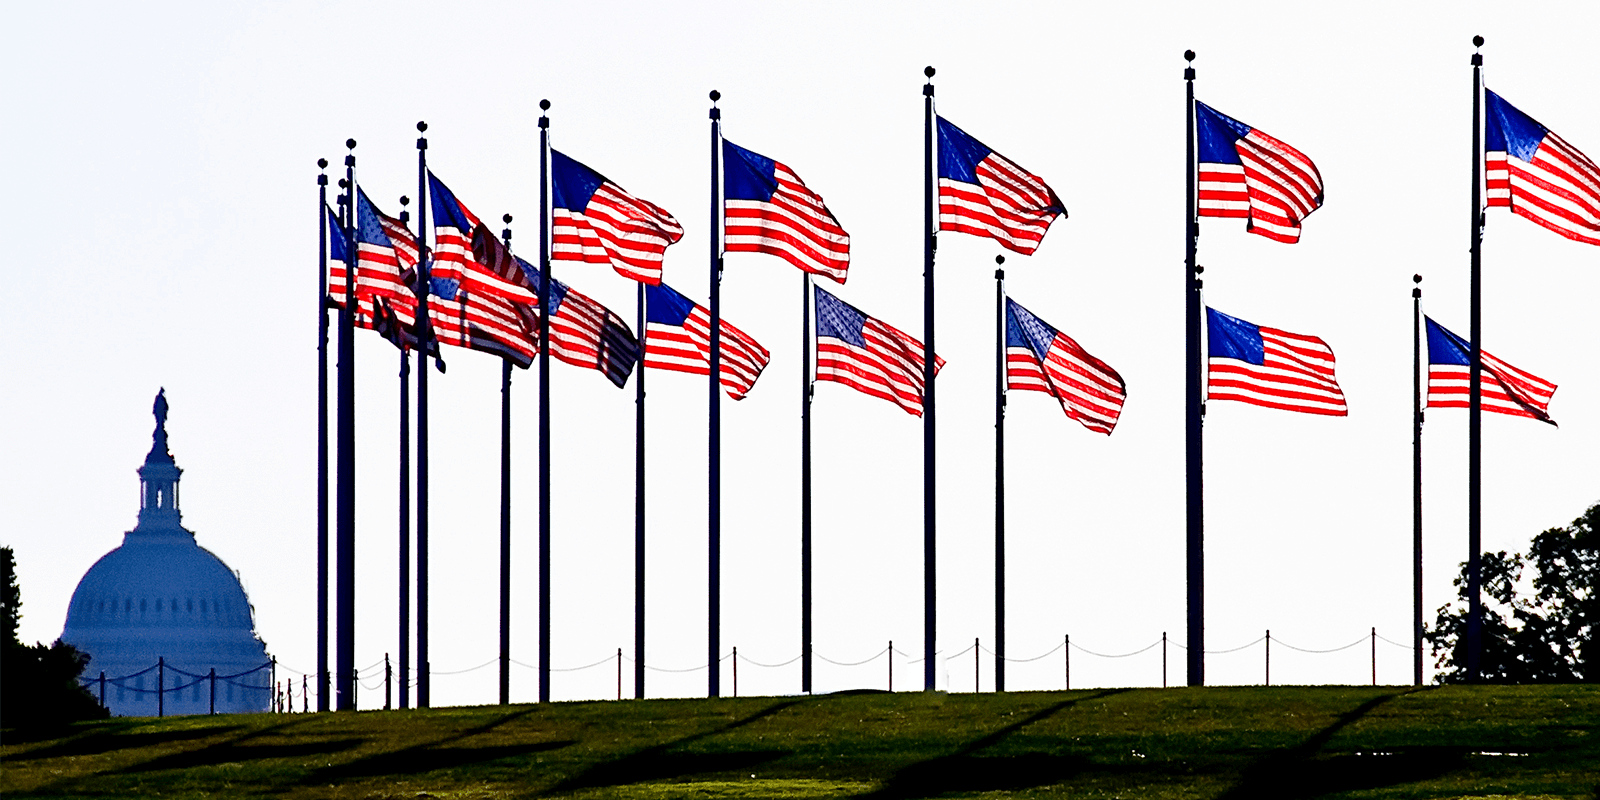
[552,184,684,285]
[429,202,538,366]
[541,287,632,378]
[939,153,1061,255]
[1007,334,1126,435]
[1429,350,1558,425]
[1208,326,1346,416]
[725,161,850,283]
[645,308,770,401]
[817,319,945,417]
[1199,129,1323,244]
[1487,130,1600,246]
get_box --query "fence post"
[888,640,893,692]
[1162,632,1168,688]
[99,671,106,709]
[385,654,393,711]
[617,648,623,701]
[1371,627,1377,686]
[303,674,308,713]
[351,668,358,712]
[732,647,738,698]
[974,638,980,693]
[288,677,295,713]
[1064,634,1070,691]
[209,669,216,715]
[158,657,165,718]
[1264,630,1271,687]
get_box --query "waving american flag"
[814,285,943,417]
[1195,101,1324,244]
[1485,90,1600,246]
[644,282,770,400]
[551,150,683,285]
[722,140,850,283]
[936,116,1064,255]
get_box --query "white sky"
[3,1,1595,705]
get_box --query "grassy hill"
[3,684,1596,799]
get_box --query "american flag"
[327,199,431,353]
[722,140,849,282]
[1485,90,1600,246]
[326,203,349,301]
[813,285,943,417]
[427,172,537,367]
[643,281,770,400]
[1425,316,1557,425]
[551,150,684,285]
[1005,298,1126,435]
[514,255,639,388]
[936,116,1064,255]
[1195,101,1324,244]
[1206,307,1346,416]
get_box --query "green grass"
[2,685,1596,799]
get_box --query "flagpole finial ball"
[1194,265,1204,275]
[1413,274,1422,284]
[995,255,1005,265]
[503,214,513,225]
[400,196,410,207]
[317,158,328,170]
[1473,35,1484,48]
[540,99,550,111]
[337,178,348,189]
[417,121,428,132]
[924,66,935,79]
[709,90,720,103]
[1184,50,1195,62]
[346,139,356,150]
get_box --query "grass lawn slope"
[3,685,1596,799]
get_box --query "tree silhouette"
[1426,502,1599,683]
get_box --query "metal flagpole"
[1412,273,1424,687]
[398,196,415,710]
[994,255,1006,692]
[538,99,553,704]
[415,120,433,709]
[336,138,358,711]
[500,216,515,706]
[316,158,331,712]
[635,282,647,700]
[1467,34,1486,684]
[801,271,813,694]
[922,65,938,692]
[1184,51,1206,687]
[708,89,723,698]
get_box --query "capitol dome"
[60,390,272,716]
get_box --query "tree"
[1524,502,1599,681]
[1426,502,1600,683]
[1,546,109,727]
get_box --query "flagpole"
[538,99,553,704]
[1467,35,1485,684]
[499,216,514,706]
[415,120,432,709]
[635,282,647,700]
[708,89,724,699]
[922,65,938,692]
[1183,51,1206,687]
[316,158,331,713]
[1412,273,1424,687]
[801,271,813,695]
[398,197,415,711]
[336,138,358,712]
[994,255,1006,693]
